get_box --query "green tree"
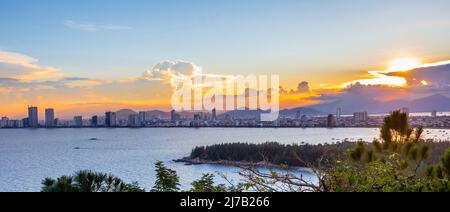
[190,174,227,192]
[325,111,450,192]
[348,111,429,174]
[41,170,145,192]
[151,161,180,192]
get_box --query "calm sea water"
[1,128,449,192]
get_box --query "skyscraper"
[327,114,335,128]
[74,116,83,127]
[354,112,368,123]
[0,117,9,128]
[431,110,437,118]
[105,112,117,127]
[28,106,39,128]
[171,110,176,121]
[212,108,217,121]
[296,111,301,120]
[22,118,29,128]
[139,111,146,125]
[336,107,342,120]
[45,108,55,128]
[91,115,98,127]
[128,114,139,127]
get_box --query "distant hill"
[280,107,324,117]
[219,109,266,120]
[113,94,450,120]
[309,94,450,114]
[143,110,196,119]
[144,110,170,119]
[219,107,323,119]
[116,109,137,120]
[409,94,450,112]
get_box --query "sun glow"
[386,58,421,72]
[342,57,422,88]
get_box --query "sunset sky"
[1,0,450,118]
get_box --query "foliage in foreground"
[41,161,231,192]
[41,170,145,192]
[324,111,450,192]
[151,161,181,192]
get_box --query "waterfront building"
[28,106,39,128]
[91,116,98,127]
[327,114,335,128]
[0,117,9,128]
[139,111,146,125]
[8,120,21,128]
[353,111,368,123]
[212,108,217,121]
[22,118,29,128]
[296,111,301,120]
[45,108,55,128]
[74,116,83,127]
[105,112,117,127]
[336,107,342,120]
[432,110,437,118]
[171,110,177,121]
[128,114,139,127]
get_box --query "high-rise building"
[74,116,83,127]
[296,111,301,120]
[327,114,335,128]
[336,107,342,120]
[194,113,201,121]
[8,120,20,128]
[91,116,98,127]
[128,114,139,127]
[431,110,437,118]
[1,117,9,128]
[105,112,117,127]
[45,108,55,128]
[353,112,368,123]
[138,111,146,125]
[212,108,217,121]
[171,110,177,121]
[22,118,29,128]
[28,106,39,128]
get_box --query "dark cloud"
[389,63,450,87]
[280,81,311,95]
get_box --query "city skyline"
[1,0,450,118]
[1,103,449,129]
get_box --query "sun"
[386,58,421,72]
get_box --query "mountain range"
[309,94,450,114]
[114,94,450,120]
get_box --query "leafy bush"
[41,170,145,192]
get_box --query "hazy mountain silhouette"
[280,107,324,116]
[115,109,137,120]
[220,107,323,119]
[409,94,450,112]
[309,94,450,114]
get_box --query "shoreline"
[173,157,312,170]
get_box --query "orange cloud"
[0,50,62,80]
